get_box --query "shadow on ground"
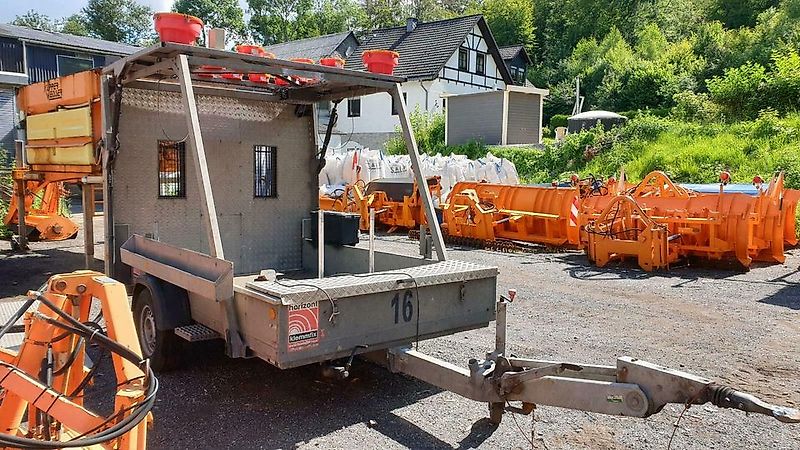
[86,341,497,450]
[0,247,104,298]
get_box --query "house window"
[476,53,485,75]
[158,141,186,198]
[57,55,94,77]
[347,98,361,117]
[391,92,407,115]
[254,145,278,198]
[458,48,469,71]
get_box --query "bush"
[385,109,446,155]
[671,91,722,122]
[706,61,767,119]
[549,114,569,128]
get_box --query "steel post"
[13,141,28,251]
[82,183,94,268]
[318,210,325,278]
[369,208,375,273]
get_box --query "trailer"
[99,44,798,429]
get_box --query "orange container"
[196,65,224,78]
[276,58,315,85]
[236,44,266,56]
[154,12,203,45]
[362,50,399,75]
[18,69,101,115]
[319,57,345,68]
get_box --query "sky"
[0,1,249,23]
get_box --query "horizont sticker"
[287,301,320,351]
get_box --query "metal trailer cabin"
[100,43,496,369]
[97,44,800,429]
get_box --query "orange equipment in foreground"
[0,271,156,448]
[320,177,442,232]
[439,181,582,249]
[5,69,103,244]
[582,171,800,271]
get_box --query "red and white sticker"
[287,301,320,351]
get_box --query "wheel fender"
[132,274,192,331]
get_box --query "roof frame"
[105,42,404,104]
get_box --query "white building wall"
[336,24,507,149]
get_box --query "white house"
[267,15,545,150]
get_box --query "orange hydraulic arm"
[0,271,156,449]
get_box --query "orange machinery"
[582,171,800,271]
[439,181,582,250]
[5,69,102,244]
[0,271,155,448]
[320,177,442,232]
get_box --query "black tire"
[133,287,183,371]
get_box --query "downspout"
[419,80,429,110]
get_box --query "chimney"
[406,18,419,32]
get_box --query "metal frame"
[386,298,799,425]
[100,44,447,266]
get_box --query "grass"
[492,112,800,188]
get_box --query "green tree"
[173,0,246,43]
[12,10,55,31]
[706,0,780,28]
[312,0,367,36]
[60,14,89,36]
[248,0,319,45]
[482,0,534,50]
[83,0,154,45]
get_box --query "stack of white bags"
[320,149,520,199]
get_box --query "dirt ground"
[0,215,798,449]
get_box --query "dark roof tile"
[345,15,484,80]
[264,31,353,61]
[0,23,139,55]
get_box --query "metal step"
[174,323,221,342]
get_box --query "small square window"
[391,92,407,115]
[254,145,277,198]
[158,141,186,198]
[458,48,469,71]
[476,53,485,75]
[347,98,361,117]
[253,145,278,198]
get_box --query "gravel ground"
[0,216,798,449]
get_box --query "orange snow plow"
[582,171,800,270]
[440,181,582,248]
[320,177,442,231]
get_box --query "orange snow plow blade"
[582,171,799,270]
[442,182,581,247]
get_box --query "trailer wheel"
[133,287,183,371]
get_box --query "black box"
[309,210,360,246]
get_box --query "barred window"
[254,145,277,198]
[158,141,186,198]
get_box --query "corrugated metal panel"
[26,45,101,84]
[0,37,24,73]
[506,91,541,144]
[446,92,503,145]
[0,88,16,161]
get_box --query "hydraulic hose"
[0,292,158,449]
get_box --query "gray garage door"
[0,88,16,163]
